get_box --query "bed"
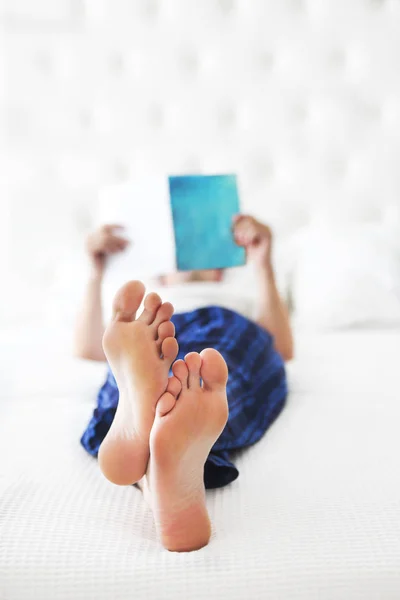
[1,324,400,600]
[2,0,400,596]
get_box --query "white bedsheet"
[1,325,400,600]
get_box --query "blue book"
[98,174,246,277]
[169,174,245,271]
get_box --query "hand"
[86,224,129,276]
[233,215,273,269]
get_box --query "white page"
[97,178,176,281]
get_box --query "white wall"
[2,0,400,320]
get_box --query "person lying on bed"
[75,215,293,552]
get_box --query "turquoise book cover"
[169,174,246,271]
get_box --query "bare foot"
[145,348,229,552]
[98,281,179,485]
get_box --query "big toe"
[200,349,228,391]
[112,280,146,322]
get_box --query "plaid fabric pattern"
[81,306,287,489]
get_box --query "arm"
[255,261,294,362]
[73,225,129,362]
[74,272,106,362]
[233,216,294,362]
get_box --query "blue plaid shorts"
[81,306,288,489]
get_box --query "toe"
[138,292,162,325]
[161,337,179,364]
[166,376,182,398]
[156,392,176,417]
[156,321,175,350]
[156,321,175,353]
[185,352,202,389]
[200,349,228,391]
[151,302,174,332]
[112,280,145,322]
[172,359,189,388]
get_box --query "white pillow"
[291,223,400,330]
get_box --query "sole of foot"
[98,280,178,486]
[146,348,229,552]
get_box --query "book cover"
[170,174,245,271]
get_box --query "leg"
[144,348,229,552]
[98,280,178,485]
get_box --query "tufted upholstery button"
[41,162,56,180]
[251,157,274,180]
[78,109,93,130]
[179,51,199,75]
[148,104,164,127]
[109,52,125,75]
[139,0,159,18]
[217,106,236,129]
[114,160,130,181]
[289,0,305,10]
[257,51,274,71]
[327,49,346,69]
[325,156,347,179]
[218,0,235,14]
[291,103,308,123]
[34,52,52,74]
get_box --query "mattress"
[1,324,400,600]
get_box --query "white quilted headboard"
[2,0,400,319]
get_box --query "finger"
[234,227,247,246]
[238,227,259,247]
[233,222,245,240]
[114,241,129,252]
[104,224,125,232]
[109,235,130,246]
[234,220,253,244]
[235,233,248,247]
[106,233,129,244]
[244,230,260,246]
[106,240,125,254]
[244,222,259,239]
[234,215,252,234]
